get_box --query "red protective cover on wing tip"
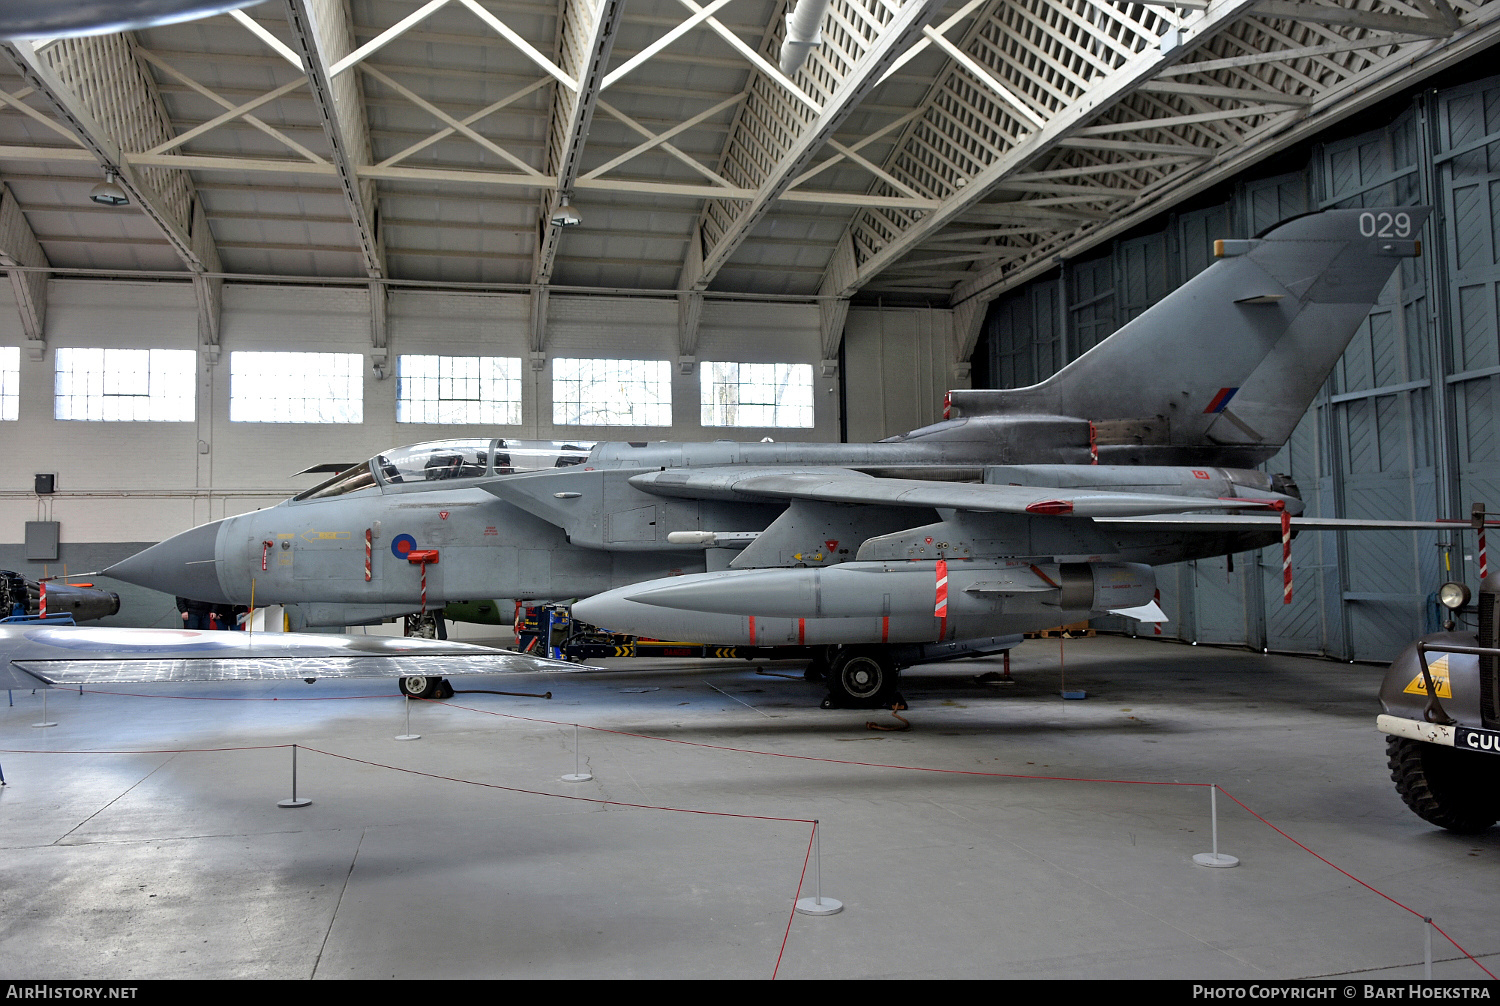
[1025,499,1074,515]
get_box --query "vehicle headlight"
[1438,581,1471,610]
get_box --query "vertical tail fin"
[950,207,1430,462]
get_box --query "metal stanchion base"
[561,772,593,782]
[30,721,56,729]
[394,733,421,741]
[1192,852,1239,868]
[795,897,844,916]
[277,798,311,808]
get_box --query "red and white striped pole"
[934,558,949,640]
[1152,588,1161,636]
[364,528,372,582]
[1280,503,1292,605]
[1475,503,1488,580]
[38,581,45,618]
[407,551,440,618]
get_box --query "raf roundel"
[391,533,417,559]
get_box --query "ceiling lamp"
[549,195,581,228]
[89,169,128,207]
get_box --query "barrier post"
[1192,784,1239,867]
[277,743,312,808]
[562,723,592,782]
[794,820,844,916]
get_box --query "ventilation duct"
[780,0,831,76]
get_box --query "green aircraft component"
[443,599,510,626]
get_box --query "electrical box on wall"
[25,521,59,561]
[34,473,54,495]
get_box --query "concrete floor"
[1,634,1497,980]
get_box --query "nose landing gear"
[398,675,453,700]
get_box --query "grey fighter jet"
[104,207,1455,707]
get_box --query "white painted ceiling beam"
[284,0,387,367]
[941,1,1500,307]
[0,37,212,272]
[688,0,951,292]
[283,0,383,276]
[0,34,225,349]
[532,0,627,343]
[0,183,48,358]
[1252,1,1456,36]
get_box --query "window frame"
[54,347,196,422]
[229,350,364,424]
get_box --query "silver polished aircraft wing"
[0,624,585,689]
[628,467,1286,518]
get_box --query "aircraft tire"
[1386,735,1500,833]
[825,646,898,708]
[398,675,441,699]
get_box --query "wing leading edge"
[629,467,1293,518]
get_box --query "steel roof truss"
[582,92,746,181]
[0,183,47,357]
[0,37,219,277]
[134,49,327,164]
[376,78,551,169]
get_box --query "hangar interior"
[4,0,1500,981]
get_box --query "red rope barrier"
[1212,785,1496,979]
[774,825,817,981]
[8,694,1496,978]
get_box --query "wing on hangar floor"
[0,624,585,690]
[626,467,1291,518]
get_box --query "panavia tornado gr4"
[104,207,1454,707]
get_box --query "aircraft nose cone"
[102,519,229,603]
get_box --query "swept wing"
[627,467,1289,518]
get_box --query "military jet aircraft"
[104,206,1459,707]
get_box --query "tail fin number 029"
[1359,211,1411,238]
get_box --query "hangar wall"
[973,75,1500,662]
[843,306,959,443]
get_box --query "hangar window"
[396,355,521,425]
[230,352,362,424]
[700,362,813,427]
[0,345,16,420]
[54,348,195,422]
[553,358,671,426]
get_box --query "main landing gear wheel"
[1387,735,1500,833]
[398,675,449,700]
[822,646,902,709]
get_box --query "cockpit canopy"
[293,438,595,501]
